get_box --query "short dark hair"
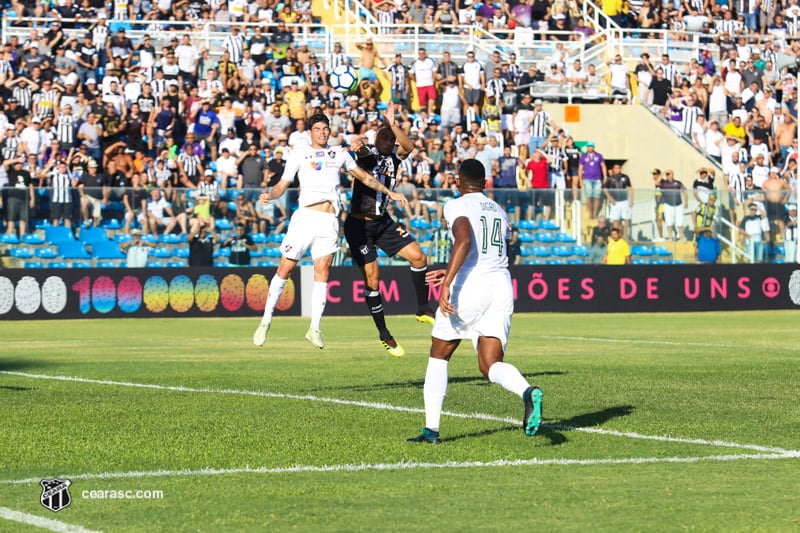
[458,159,485,186]
[307,113,329,129]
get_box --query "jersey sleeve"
[342,148,357,173]
[281,149,301,183]
[443,198,468,227]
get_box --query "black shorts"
[50,201,72,220]
[766,201,784,222]
[344,213,416,266]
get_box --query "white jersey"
[281,144,356,215]
[443,192,509,286]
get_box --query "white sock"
[487,362,530,398]
[310,281,328,330]
[261,275,287,324]
[423,358,449,432]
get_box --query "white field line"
[537,335,800,351]
[2,452,799,486]
[2,370,797,456]
[0,506,102,533]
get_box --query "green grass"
[1,312,799,532]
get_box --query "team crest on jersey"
[359,245,369,255]
[40,478,72,513]
[328,150,336,159]
[283,244,293,254]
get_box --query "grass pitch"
[1,311,799,532]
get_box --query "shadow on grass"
[0,385,32,391]
[443,405,635,447]
[0,358,54,372]
[323,370,567,393]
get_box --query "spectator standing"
[578,141,606,220]
[222,223,256,266]
[187,217,220,267]
[603,162,633,239]
[589,233,607,264]
[602,226,631,264]
[740,202,769,262]
[658,169,689,242]
[120,228,156,267]
[784,203,797,262]
[696,228,722,263]
[45,158,76,229]
[495,145,525,223]
[3,157,34,237]
[409,47,437,114]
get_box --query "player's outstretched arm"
[263,179,290,203]
[385,102,415,159]
[350,166,409,209]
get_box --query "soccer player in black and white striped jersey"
[46,158,77,228]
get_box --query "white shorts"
[431,270,513,352]
[663,203,684,228]
[608,200,632,221]
[280,207,339,261]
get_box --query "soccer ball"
[330,65,359,94]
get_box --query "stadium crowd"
[0,0,797,264]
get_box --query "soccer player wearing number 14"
[408,159,543,444]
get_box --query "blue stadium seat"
[257,260,278,267]
[214,261,230,267]
[174,248,190,258]
[102,218,122,230]
[546,258,566,265]
[48,261,67,268]
[92,241,126,260]
[11,248,34,259]
[79,226,109,244]
[532,246,550,258]
[535,232,556,243]
[518,219,536,230]
[570,245,590,257]
[651,245,672,257]
[71,261,92,268]
[567,258,586,265]
[251,233,268,243]
[35,248,58,259]
[96,261,120,268]
[556,232,577,243]
[151,247,173,259]
[167,261,187,268]
[24,261,44,268]
[145,261,164,268]
[552,245,572,258]
[631,245,652,257]
[45,226,75,244]
[518,232,534,243]
[115,233,133,244]
[22,234,44,245]
[1,233,19,244]
[57,241,90,259]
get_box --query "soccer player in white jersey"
[253,113,408,349]
[408,159,543,444]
